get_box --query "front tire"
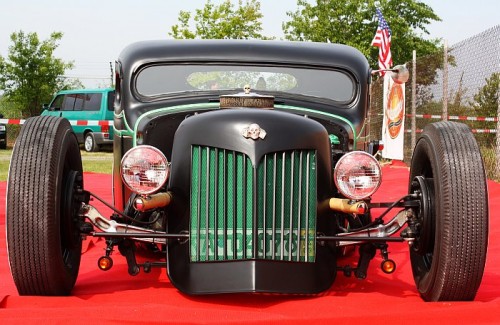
[408,121,488,301]
[7,116,84,295]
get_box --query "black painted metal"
[108,40,378,294]
[114,40,370,132]
[112,40,370,218]
[165,108,337,294]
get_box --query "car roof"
[115,40,371,135]
[118,39,370,76]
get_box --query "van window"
[83,93,102,111]
[73,94,85,111]
[62,94,76,111]
[107,91,115,111]
[51,95,64,110]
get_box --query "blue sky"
[0,0,498,88]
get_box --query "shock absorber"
[355,243,376,279]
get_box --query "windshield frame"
[132,62,358,106]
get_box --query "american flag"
[371,8,393,76]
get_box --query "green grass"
[0,149,12,181]
[0,148,113,181]
[481,146,499,182]
[80,151,114,174]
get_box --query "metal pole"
[496,77,500,179]
[109,62,114,88]
[442,40,448,121]
[411,50,416,150]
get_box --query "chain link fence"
[370,25,500,180]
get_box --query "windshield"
[135,64,356,104]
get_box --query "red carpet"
[1,164,499,324]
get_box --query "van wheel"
[7,116,85,295]
[408,121,488,301]
[84,132,99,152]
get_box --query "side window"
[62,94,76,111]
[83,93,102,111]
[73,93,85,111]
[107,91,115,111]
[50,95,64,110]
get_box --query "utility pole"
[110,62,114,88]
[442,40,448,121]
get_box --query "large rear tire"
[7,116,84,295]
[408,121,488,301]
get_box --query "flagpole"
[411,50,416,151]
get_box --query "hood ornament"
[242,123,266,140]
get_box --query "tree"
[169,0,270,40]
[468,73,500,180]
[471,73,500,147]
[473,73,499,117]
[283,0,441,68]
[0,31,76,117]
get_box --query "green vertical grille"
[190,147,253,261]
[256,150,316,262]
[190,146,316,263]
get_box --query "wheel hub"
[409,176,435,255]
[61,170,84,261]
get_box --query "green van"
[42,88,114,152]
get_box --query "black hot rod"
[6,40,488,301]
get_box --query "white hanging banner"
[381,73,405,160]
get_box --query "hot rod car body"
[6,40,488,301]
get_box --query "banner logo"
[381,73,405,160]
[386,83,404,139]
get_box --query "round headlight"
[121,145,169,195]
[334,151,382,200]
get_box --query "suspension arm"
[79,204,174,244]
[331,209,412,246]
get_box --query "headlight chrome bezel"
[334,151,382,200]
[120,145,169,195]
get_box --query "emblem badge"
[242,123,266,140]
